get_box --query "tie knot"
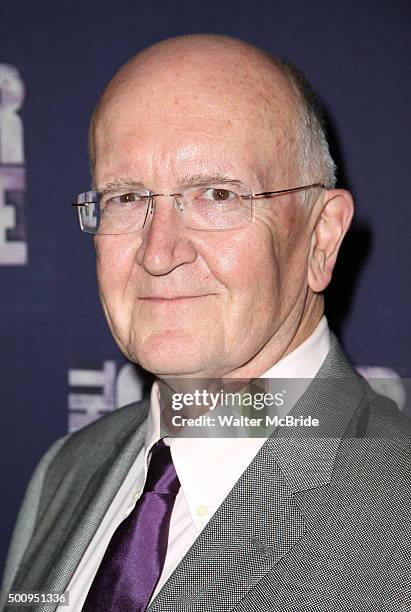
[144,438,180,494]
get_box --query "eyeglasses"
[71,181,324,235]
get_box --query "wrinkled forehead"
[91,47,301,184]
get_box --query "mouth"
[139,295,209,303]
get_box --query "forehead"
[92,54,299,185]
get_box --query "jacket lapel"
[148,440,307,611]
[148,333,367,611]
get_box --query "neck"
[227,293,325,381]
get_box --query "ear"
[308,189,354,293]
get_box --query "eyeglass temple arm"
[251,183,325,199]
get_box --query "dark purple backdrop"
[1,0,410,577]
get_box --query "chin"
[129,329,214,377]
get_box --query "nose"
[135,194,197,275]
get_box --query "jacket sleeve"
[0,435,70,611]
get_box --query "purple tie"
[82,438,180,612]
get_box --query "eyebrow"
[97,173,247,195]
[97,178,146,197]
[177,173,246,188]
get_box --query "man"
[1,34,410,612]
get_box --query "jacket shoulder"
[338,385,411,492]
[365,387,411,440]
[44,397,150,484]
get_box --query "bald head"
[88,34,336,192]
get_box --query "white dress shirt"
[61,316,330,610]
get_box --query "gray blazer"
[1,333,410,611]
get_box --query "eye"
[107,192,146,205]
[203,188,237,201]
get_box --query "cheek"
[95,236,138,298]
[254,204,309,275]
[203,230,279,305]
[207,243,243,276]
